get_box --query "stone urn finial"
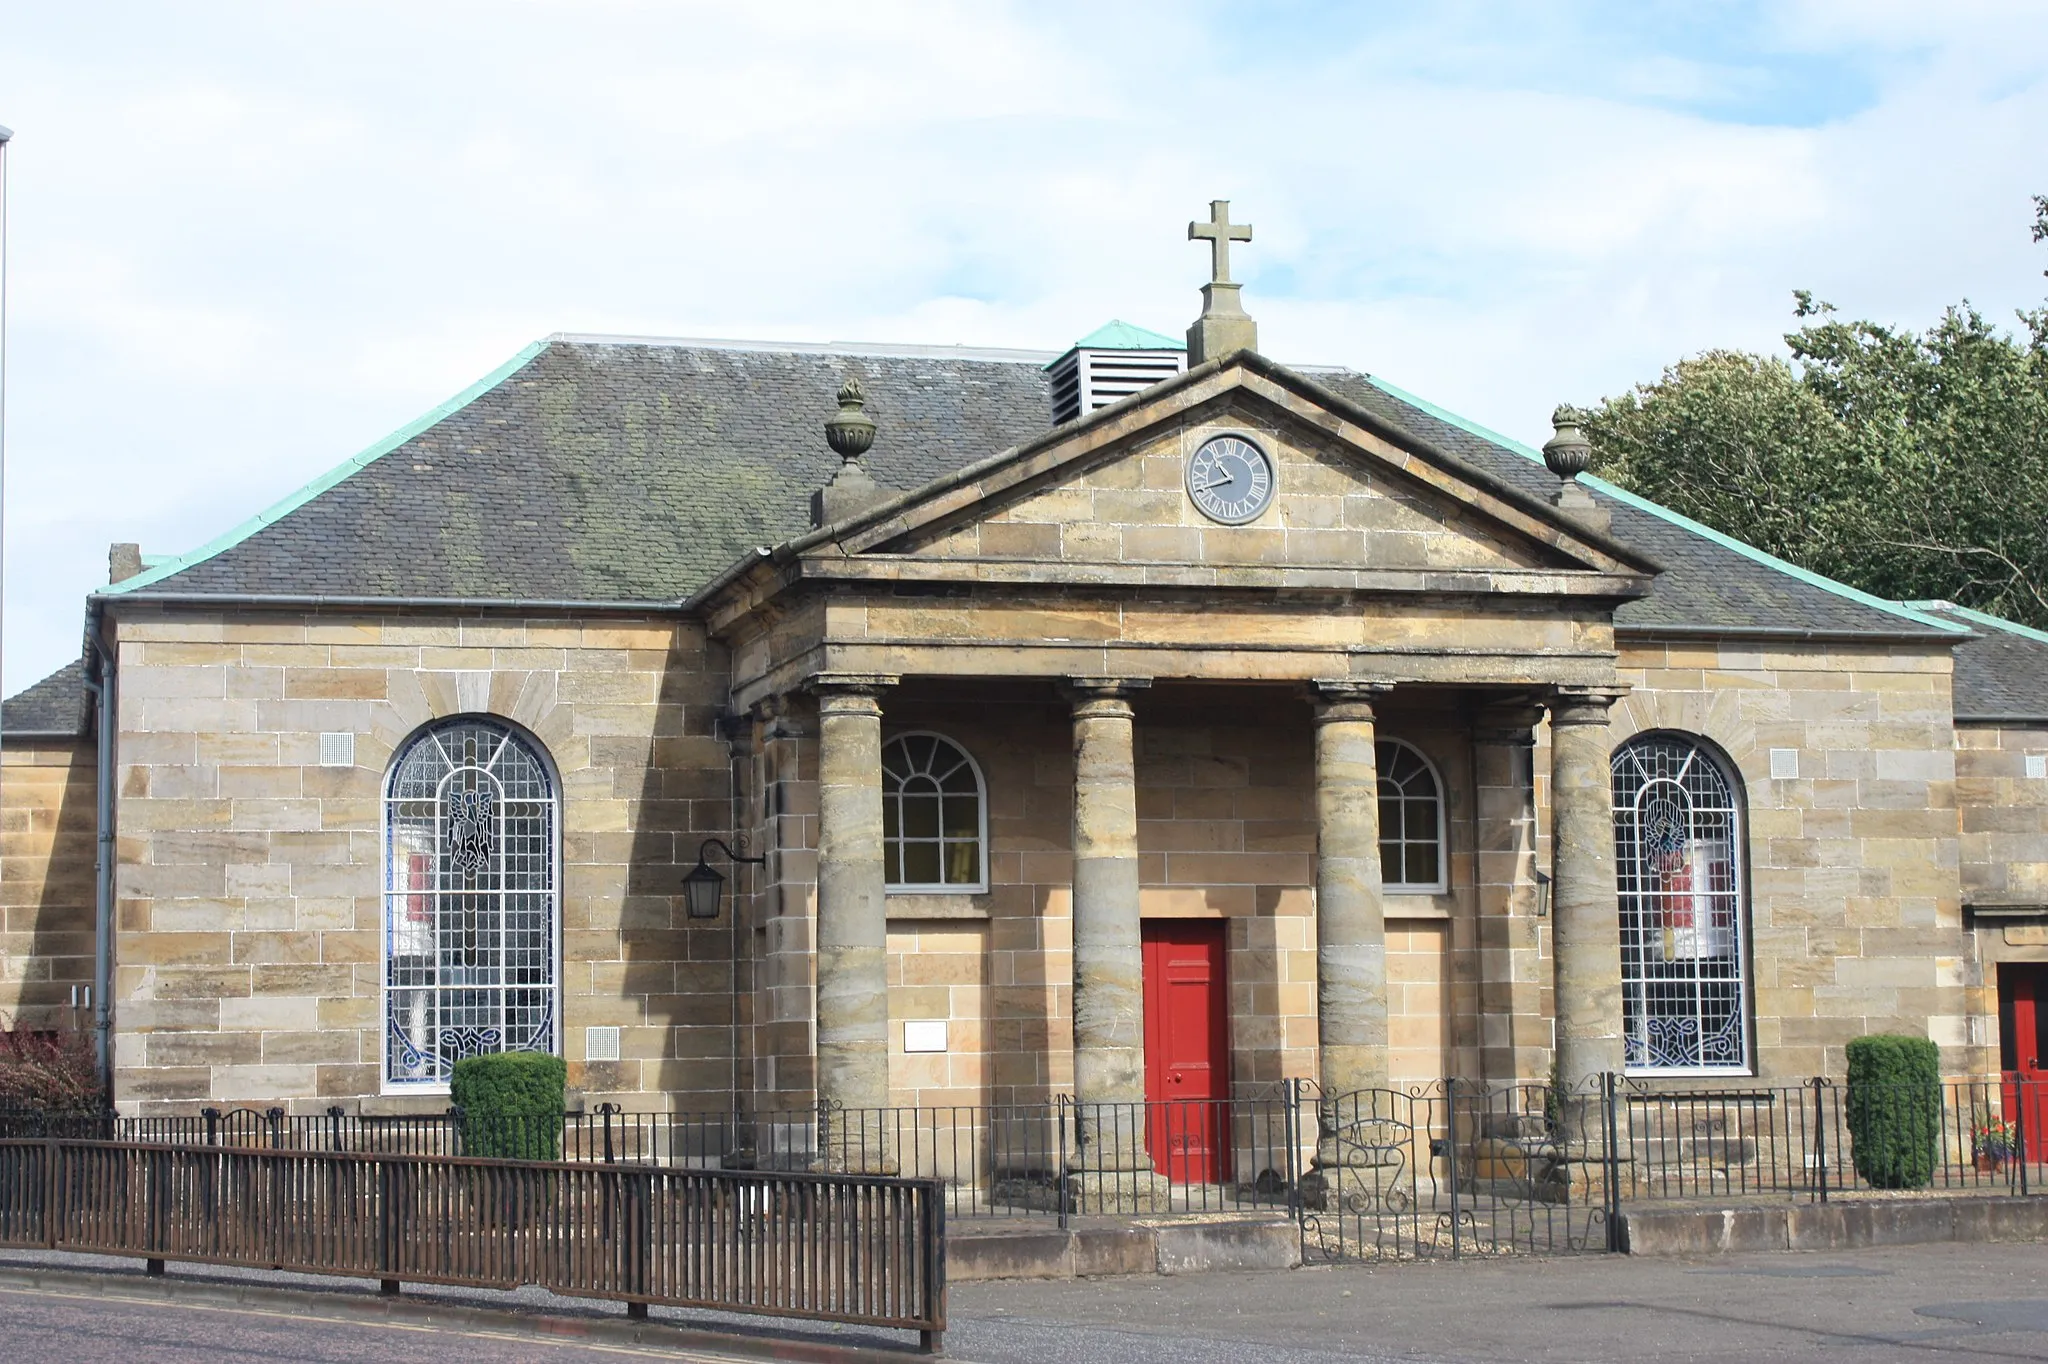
[1542,405,1593,480]
[825,378,877,465]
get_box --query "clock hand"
[1197,475,1238,492]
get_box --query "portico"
[694,345,1656,1167]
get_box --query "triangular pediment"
[804,354,1656,588]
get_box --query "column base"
[820,1145,899,1177]
[1062,1168,1176,1215]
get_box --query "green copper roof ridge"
[1044,319,1188,370]
[103,340,553,596]
[1904,599,2048,646]
[1358,372,1967,637]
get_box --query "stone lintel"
[729,642,1624,715]
[786,554,1655,601]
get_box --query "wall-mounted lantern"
[682,838,767,921]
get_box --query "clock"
[1186,433,1276,525]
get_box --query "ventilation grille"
[1047,347,1187,425]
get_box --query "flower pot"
[1974,1153,2007,1174]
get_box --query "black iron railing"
[0,1138,947,1350]
[5,1073,2040,1267]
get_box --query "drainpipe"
[82,606,115,1094]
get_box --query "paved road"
[0,1280,752,1363]
[4,1243,2047,1363]
[944,1242,2048,1364]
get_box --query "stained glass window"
[1377,739,1446,892]
[384,717,558,1087]
[1612,733,1748,1073]
[882,733,986,891]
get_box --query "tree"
[1585,199,2048,628]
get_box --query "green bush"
[1845,1034,1942,1189]
[450,1051,565,1161]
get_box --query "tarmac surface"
[4,1241,2048,1363]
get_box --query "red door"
[1142,919,1230,1185]
[2001,964,2048,1161]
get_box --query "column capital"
[1473,698,1546,746]
[802,671,892,700]
[1311,678,1392,723]
[1550,685,1629,727]
[1060,677,1151,717]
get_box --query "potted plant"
[1972,1114,2018,1172]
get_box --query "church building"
[5,204,2048,1151]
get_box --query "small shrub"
[1845,1034,1941,1189]
[0,1024,104,1112]
[451,1051,565,1161]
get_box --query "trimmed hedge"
[1845,1033,1941,1190]
[450,1051,565,1161]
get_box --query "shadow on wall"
[1,741,98,1031]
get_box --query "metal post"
[2018,1077,2030,1198]
[1445,1077,1460,1260]
[1056,1097,1070,1232]
[1811,1077,1827,1204]
[1602,1072,1622,1251]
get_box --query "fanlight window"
[1612,733,1748,1073]
[1378,739,1445,892]
[882,733,987,892]
[384,718,559,1087]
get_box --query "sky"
[1,0,2045,692]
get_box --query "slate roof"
[96,335,1957,647]
[1909,603,2048,722]
[3,659,89,738]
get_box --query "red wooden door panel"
[1142,919,1230,1185]
[2001,964,2048,1162]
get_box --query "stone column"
[1549,687,1628,1092]
[1063,678,1156,1177]
[1311,682,1392,1100]
[1473,701,1547,1088]
[810,674,896,1170]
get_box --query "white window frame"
[1378,737,1449,895]
[380,715,563,1094]
[881,731,991,895]
[1612,731,1753,1077]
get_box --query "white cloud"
[1,0,2044,688]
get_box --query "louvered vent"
[1045,321,1188,425]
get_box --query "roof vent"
[1046,321,1187,425]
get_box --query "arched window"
[882,733,987,892]
[1612,733,1748,1073]
[384,717,559,1088]
[1378,739,1446,893]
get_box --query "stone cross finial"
[1189,200,1252,285]
[1186,199,1259,365]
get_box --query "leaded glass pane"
[1614,734,1748,1072]
[384,718,558,1087]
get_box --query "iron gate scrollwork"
[1296,1078,1619,1262]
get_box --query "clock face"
[1186,434,1277,525]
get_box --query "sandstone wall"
[107,608,734,1115]
[1,738,97,1032]
[1612,638,1971,1078]
[1956,723,2048,910]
